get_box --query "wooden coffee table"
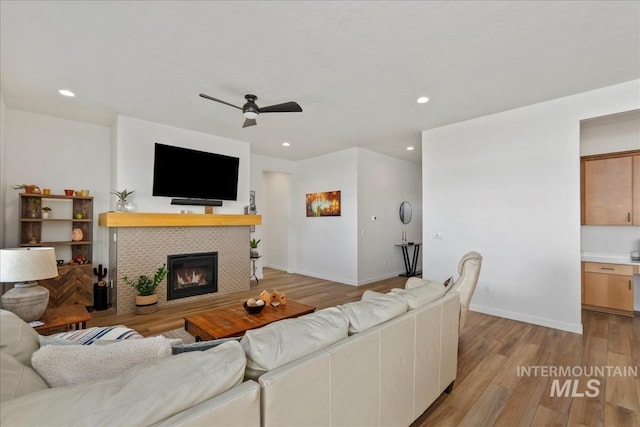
[35,304,91,335]
[184,300,316,341]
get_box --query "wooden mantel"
[99,212,261,227]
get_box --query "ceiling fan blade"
[259,101,303,114]
[199,93,242,110]
[242,118,257,128]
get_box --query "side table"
[395,242,422,277]
[34,304,91,335]
[250,255,262,284]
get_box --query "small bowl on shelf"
[243,301,265,314]
[64,189,74,196]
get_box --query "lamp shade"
[0,247,58,283]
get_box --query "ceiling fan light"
[243,111,258,120]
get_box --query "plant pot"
[250,248,259,258]
[135,294,158,314]
[42,212,50,219]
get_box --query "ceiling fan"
[199,93,303,128]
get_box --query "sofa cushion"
[337,292,408,334]
[241,307,349,380]
[0,309,40,367]
[0,352,48,402]
[0,341,246,426]
[391,284,445,309]
[32,336,173,387]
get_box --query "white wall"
[250,154,297,278]
[263,171,292,272]
[294,148,359,284]
[357,148,422,284]
[0,94,6,247]
[3,109,111,265]
[580,110,640,156]
[113,115,251,214]
[422,80,640,334]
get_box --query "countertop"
[581,252,640,267]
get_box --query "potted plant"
[42,206,52,219]
[121,264,168,314]
[250,238,261,257]
[111,189,135,212]
[12,184,41,194]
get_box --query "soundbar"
[171,198,223,207]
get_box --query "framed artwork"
[306,190,341,217]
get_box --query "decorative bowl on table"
[243,301,265,314]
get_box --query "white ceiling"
[1,1,638,164]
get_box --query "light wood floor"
[90,268,640,427]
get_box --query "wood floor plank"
[604,402,640,427]
[493,342,540,390]
[457,383,511,427]
[605,351,640,413]
[446,352,508,411]
[530,405,568,427]
[493,375,547,427]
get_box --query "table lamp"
[1,247,58,322]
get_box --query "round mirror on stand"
[399,201,412,224]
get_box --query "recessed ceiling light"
[406,146,415,151]
[282,142,290,147]
[416,96,429,104]
[58,89,75,97]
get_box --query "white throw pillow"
[241,307,349,380]
[32,336,172,387]
[391,284,445,309]
[337,292,408,334]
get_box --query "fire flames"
[175,269,208,287]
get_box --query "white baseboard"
[291,269,358,286]
[357,271,405,286]
[469,303,583,335]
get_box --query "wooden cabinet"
[19,193,93,308]
[582,262,634,315]
[581,150,640,225]
[634,155,640,225]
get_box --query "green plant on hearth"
[250,238,261,249]
[121,264,168,296]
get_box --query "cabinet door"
[634,155,640,225]
[40,264,93,308]
[584,156,633,225]
[583,272,632,311]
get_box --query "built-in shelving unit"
[18,193,94,308]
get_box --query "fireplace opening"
[167,252,218,300]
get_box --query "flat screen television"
[152,143,239,203]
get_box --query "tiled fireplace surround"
[109,226,250,314]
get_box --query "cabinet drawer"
[583,262,634,276]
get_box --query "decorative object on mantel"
[111,189,135,212]
[122,264,168,314]
[42,206,52,219]
[0,247,58,321]
[12,184,41,194]
[250,238,261,257]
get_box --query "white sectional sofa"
[1,278,461,427]
[242,290,461,427]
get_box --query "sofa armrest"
[152,380,261,427]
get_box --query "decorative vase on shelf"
[115,200,127,212]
